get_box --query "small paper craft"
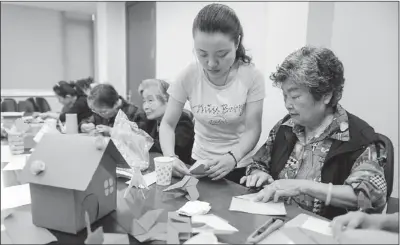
[130,209,166,242]
[191,214,238,234]
[3,209,57,244]
[3,154,30,171]
[167,212,192,244]
[124,167,148,199]
[189,160,207,175]
[125,171,157,188]
[229,197,287,215]
[33,120,60,143]
[1,184,31,211]
[163,176,200,201]
[177,200,211,216]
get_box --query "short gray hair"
[138,79,170,104]
[270,46,345,108]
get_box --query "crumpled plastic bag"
[111,110,154,171]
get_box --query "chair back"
[1,98,17,112]
[35,97,51,112]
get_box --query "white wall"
[156,2,310,150]
[1,4,94,112]
[331,2,399,197]
[1,4,64,90]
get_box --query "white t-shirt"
[168,62,266,167]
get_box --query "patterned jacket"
[247,105,387,219]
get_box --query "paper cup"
[65,114,78,134]
[154,156,174,186]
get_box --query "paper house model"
[21,134,130,234]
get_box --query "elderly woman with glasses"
[80,84,146,136]
[240,46,387,219]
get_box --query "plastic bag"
[111,110,154,171]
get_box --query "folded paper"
[163,176,199,201]
[191,214,238,234]
[177,200,211,216]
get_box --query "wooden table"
[2,149,324,244]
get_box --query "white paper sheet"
[301,216,333,236]
[229,197,287,215]
[125,171,157,188]
[184,232,219,244]
[3,154,30,171]
[1,145,12,163]
[177,200,211,216]
[1,184,31,211]
[191,214,238,234]
[234,193,259,201]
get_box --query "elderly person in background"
[240,46,387,219]
[138,79,194,165]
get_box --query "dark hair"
[192,3,251,64]
[75,77,94,93]
[270,46,345,108]
[87,84,119,109]
[53,81,79,98]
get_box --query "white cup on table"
[154,156,174,186]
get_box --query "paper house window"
[104,178,114,196]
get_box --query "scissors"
[246,217,285,244]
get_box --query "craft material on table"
[2,209,57,244]
[246,217,285,244]
[189,160,207,175]
[301,216,333,236]
[84,212,130,244]
[130,209,166,242]
[229,196,287,215]
[1,184,31,211]
[124,167,148,199]
[167,212,192,244]
[3,154,30,171]
[111,110,154,171]
[177,200,211,216]
[124,171,157,188]
[163,176,200,201]
[1,145,12,163]
[191,214,238,234]
[184,232,219,244]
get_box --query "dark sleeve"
[174,113,195,163]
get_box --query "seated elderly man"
[240,46,387,219]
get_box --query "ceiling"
[1,1,97,14]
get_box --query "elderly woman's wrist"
[299,180,313,195]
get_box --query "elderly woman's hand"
[330,211,381,236]
[254,179,310,202]
[240,170,274,188]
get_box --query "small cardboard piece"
[163,176,200,201]
[20,134,130,234]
